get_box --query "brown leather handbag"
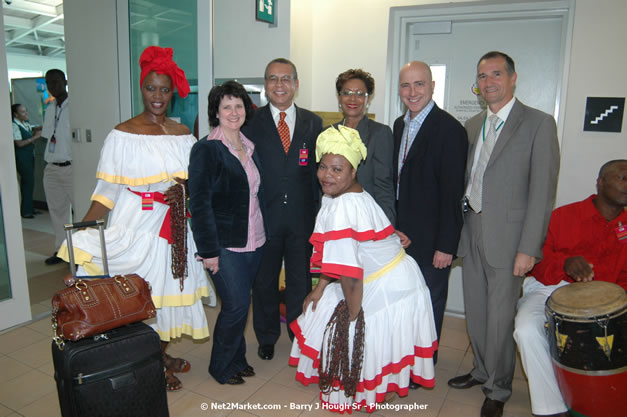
[52,220,156,350]
[52,274,156,347]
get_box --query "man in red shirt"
[513,159,627,417]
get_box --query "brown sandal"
[163,353,191,373]
[165,370,183,391]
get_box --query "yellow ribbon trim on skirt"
[57,244,105,276]
[96,170,188,187]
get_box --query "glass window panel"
[128,0,198,132]
[0,190,12,301]
[430,64,446,109]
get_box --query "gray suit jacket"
[457,99,560,268]
[333,117,396,224]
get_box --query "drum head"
[546,281,626,318]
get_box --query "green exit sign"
[256,0,275,24]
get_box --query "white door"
[0,9,33,330]
[386,0,574,314]
[407,17,563,125]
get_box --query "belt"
[469,202,481,214]
[52,161,71,167]
[364,248,406,283]
[127,189,190,243]
[462,196,481,214]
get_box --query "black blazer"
[188,137,265,259]
[393,104,468,265]
[242,105,322,238]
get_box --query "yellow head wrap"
[315,125,367,169]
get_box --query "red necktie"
[278,111,290,154]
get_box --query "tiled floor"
[0,213,535,417]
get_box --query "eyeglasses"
[340,90,368,98]
[266,75,294,84]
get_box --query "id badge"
[48,135,56,153]
[299,146,309,166]
[617,223,627,242]
[141,192,154,211]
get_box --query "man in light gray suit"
[448,51,560,417]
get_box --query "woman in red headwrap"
[58,46,214,391]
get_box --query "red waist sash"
[128,189,190,244]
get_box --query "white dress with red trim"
[289,191,437,413]
[58,130,215,341]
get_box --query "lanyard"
[53,102,64,137]
[482,114,505,142]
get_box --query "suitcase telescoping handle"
[64,219,110,279]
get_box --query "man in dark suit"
[448,52,560,417]
[242,58,323,361]
[393,61,468,380]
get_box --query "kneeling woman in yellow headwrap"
[289,125,438,413]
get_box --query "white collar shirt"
[465,96,516,196]
[397,99,435,198]
[269,102,296,141]
[12,119,34,140]
[42,98,72,163]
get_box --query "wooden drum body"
[545,281,627,417]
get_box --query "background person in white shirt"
[40,69,73,265]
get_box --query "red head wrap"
[139,46,190,98]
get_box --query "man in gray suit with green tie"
[448,51,560,417]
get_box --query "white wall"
[556,0,627,206]
[63,0,121,219]
[213,0,291,80]
[289,0,313,108]
[292,0,440,118]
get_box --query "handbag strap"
[51,298,65,351]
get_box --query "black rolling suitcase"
[52,220,169,417]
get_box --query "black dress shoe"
[258,344,274,360]
[238,365,255,377]
[224,375,245,385]
[21,214,35,219]
[480,398,504,417]
[45,252,64,265]
[448,373,483,389]
[408,380,421,390]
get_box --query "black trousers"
[252,224,312,346]
[418,263,452,364]
[15,148,35,216]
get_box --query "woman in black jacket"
[188,81,265,385]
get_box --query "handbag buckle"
[74,280,93,303]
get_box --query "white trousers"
[43,163,74,250]
[514,277,569,415]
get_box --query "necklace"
[225,130,245,151]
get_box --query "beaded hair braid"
[319,299,366,398]
[169,183,188,291]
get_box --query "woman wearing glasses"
[333,69,396,224]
